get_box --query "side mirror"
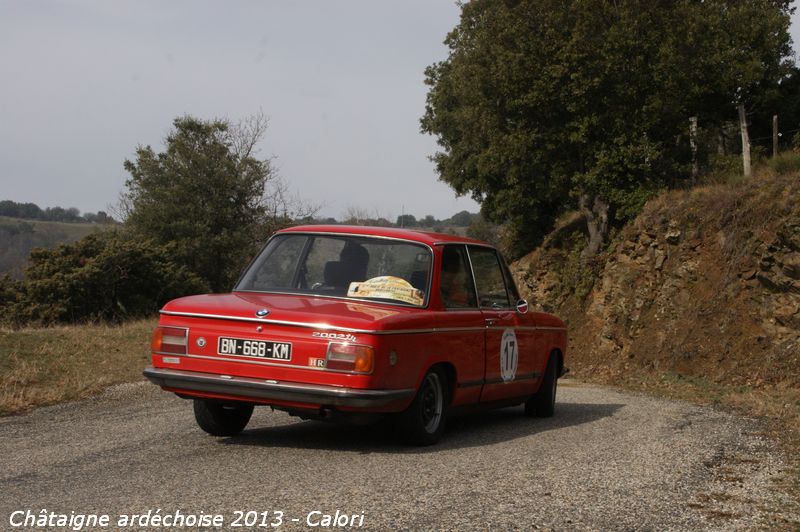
[516,299,529,314]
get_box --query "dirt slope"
[512,170,800,442]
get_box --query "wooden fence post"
[773,114,779,158]
[738,104,751,177]
[689,116,699,183]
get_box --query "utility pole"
[738,104,751,177]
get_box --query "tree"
[748,65,800,152]
[447,210,474,227]
[421,0,794,257]
[95,211,114,224]
[342,206,374,225]
[122,114,312,292]
[421,214,437,227]
[466,215,499,247]
[0,201,44,220]
[396,214,417,227]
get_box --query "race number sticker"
[500,328,518,382]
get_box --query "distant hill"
[0,216,105,278]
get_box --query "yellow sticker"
[347,276,424,306]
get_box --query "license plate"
[217,337,292,360]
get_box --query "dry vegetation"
[0,319,155,415]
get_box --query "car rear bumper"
[143,366,415,408]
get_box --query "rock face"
[512,173,800,389]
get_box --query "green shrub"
[0,274,22,309]
[8,230,206,326]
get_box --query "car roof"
[277,225,491,247]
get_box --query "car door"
[497,251,548,375]
[436,244,485,406]
[467,245,539,403]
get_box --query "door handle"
[485,318,496,326]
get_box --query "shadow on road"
[219,401,624,453]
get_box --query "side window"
[439,245,478,309]
[468,246,511,309]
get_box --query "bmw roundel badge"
[256,308,270,317]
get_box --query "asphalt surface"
[0,380,797,531]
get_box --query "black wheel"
[397,367,449,445]
[525,354,558,417]
[193,399,254,436]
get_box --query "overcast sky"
[1,2,798,221]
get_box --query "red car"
[144,225,567,445]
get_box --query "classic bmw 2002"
[144,225,567,445]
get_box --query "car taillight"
[326,342,374,374]
[151,326,188,355]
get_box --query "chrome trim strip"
[432,241,495,248]
[485,372,540,385]
[281,229,433,245]
[457,372,540,388]
[427,327,485,333]
[143,366,415,408]
[484,325,567,332]
[159,310,566,335]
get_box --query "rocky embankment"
[512,171,800,398]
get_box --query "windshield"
[235,233,432,307]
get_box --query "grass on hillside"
[0,215,106,279]
[705,150,800,186]
[0,319,155,415]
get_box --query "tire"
[525,354,558,418]
[193,399,254,436]
[397,367,450,445]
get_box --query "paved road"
[0,380,796,531]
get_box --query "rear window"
[236,233,432,307]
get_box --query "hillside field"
[0,216,106,278]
